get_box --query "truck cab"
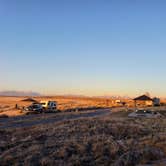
[40,101,57,110]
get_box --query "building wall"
[145,100,153,106]
[135,100,153,107]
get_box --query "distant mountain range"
[0,91,41,96]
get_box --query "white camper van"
[40,101,57,110]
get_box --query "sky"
[1,0,166,97]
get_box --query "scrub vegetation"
[0,110,166,166]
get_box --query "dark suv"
[24,104,43,113]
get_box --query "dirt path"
[0,109,111,129]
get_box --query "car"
[24,104,43,113]
[128,109,162,118]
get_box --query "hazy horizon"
[0,90,164,99]
[1,1,166,97]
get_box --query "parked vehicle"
[40,101,57,111]
[24,104,43,113]
[128,109,162,118]
[153,97,160,106]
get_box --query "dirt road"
[0,109,111,129]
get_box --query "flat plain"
[0,96,166,166]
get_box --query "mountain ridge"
[0,91,41,96]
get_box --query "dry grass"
[0,96,123,117]
[0,111,166,166]
[1,96,166,117]
[0,96,166,165]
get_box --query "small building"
[133,95,153,107]
[153,97,160,106]
[21,98,38,103]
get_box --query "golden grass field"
[0,96,129,117]
[0,96,166,117]
[0,96,166,165]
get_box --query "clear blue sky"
[1,0,166,96]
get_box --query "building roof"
[21,98,38,102]
[133,95,152,101]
